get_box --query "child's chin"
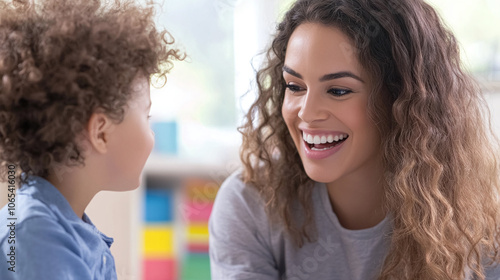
[123,182,142,191]
[105,181,142,192]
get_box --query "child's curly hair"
[0,0,184,179]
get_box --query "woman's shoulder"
[209,170,283,279]
[212,170,269,222]
[218,169,247,193]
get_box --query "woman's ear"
[86,110,115,154]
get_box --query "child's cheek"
[147,128,155,157]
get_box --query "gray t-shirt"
[209,171,500,280]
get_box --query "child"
[209,0,500,279]
[0,0,183,279]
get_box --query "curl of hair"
[239,0,500,278]
[0,0,184,179]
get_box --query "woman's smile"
[300,129,349,159]
[281,22,382,185]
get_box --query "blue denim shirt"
[0,175,117,280]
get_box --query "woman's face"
[282,23,382,185]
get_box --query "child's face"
[105,74,154,191]
[281,23,382,186]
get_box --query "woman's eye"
[285,84,304,93]
[327,88,352,97]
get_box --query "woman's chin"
[303,165,339,184]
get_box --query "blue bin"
[145,188,174,223]
[152,121,178,155]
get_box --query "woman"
[209,0,500,279]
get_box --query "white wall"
[487,93,500,135]
[86,187,143,280]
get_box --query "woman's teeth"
[302,132,348,144]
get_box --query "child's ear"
[86,110,115,154]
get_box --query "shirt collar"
[21,174,114,247]
[22,174,80,221]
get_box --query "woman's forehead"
[284,23,367,81]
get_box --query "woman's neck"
[325,159,386,230]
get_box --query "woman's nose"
[298,90,329,123]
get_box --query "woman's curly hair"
[239,0,500,279]
[0,0,184,179]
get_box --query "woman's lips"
[302,135,347,160]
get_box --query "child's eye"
[285,83,304,93]
[327,88,352,97]
[147,115,152,120]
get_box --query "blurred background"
[0,0,499,279]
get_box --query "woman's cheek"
[282,94,301,123]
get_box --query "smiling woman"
[209,0,500,279]
[282,23,385,230]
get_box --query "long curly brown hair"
[0,0,184,180]
[239,0,500,278]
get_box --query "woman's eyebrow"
[319,72,365,83]
[282,65,303,79]
[283,64,365,83]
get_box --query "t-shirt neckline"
[316,181,391,240]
